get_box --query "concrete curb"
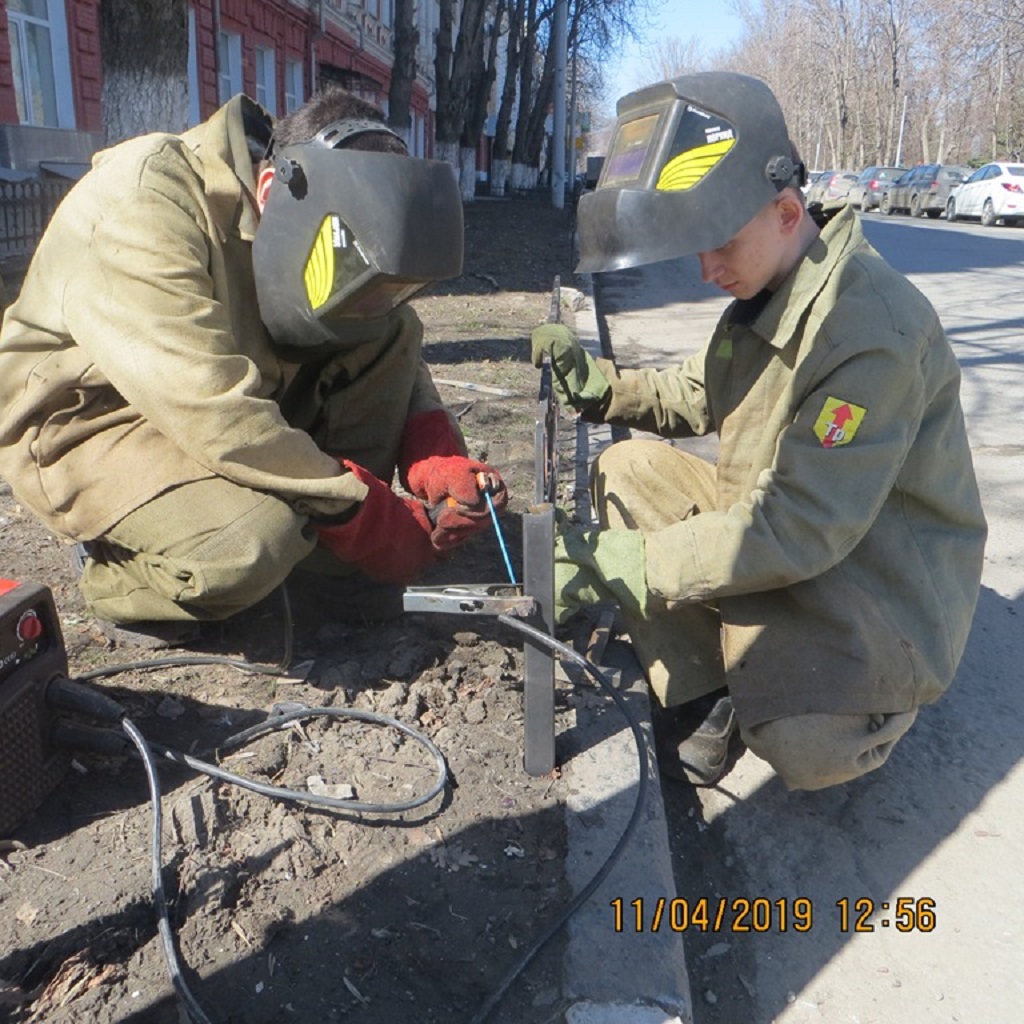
[557,277,693,1024]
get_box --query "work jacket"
[595,206,987,724]
[0,95,443,541]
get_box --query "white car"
[945,162,1024,226]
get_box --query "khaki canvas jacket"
[595,206,987,724]
[0,95,443,540]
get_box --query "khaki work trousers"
[591,439,916,791]
[80,327,423,624]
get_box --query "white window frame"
[254,45,276,115]
[6,0,75,128]
[284,59,304,114]
[217,30,243,104]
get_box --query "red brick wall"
[0,2,18,124]
[67,0,101,132]
[0,1,430,149]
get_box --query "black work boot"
[654,688,738,786]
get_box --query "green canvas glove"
[531,323,611,412]
[554,525,648,626]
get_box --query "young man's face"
[697,194,798,300]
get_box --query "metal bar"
[521,275,565,775]
[522,503,555,776]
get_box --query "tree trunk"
[434,0,457,166]
[100,0,189,145]
[460,0,506,201]
[491,0,525,195]
[459,147,478,200]
[387,0,418,146]
[510,0,540,185]
[435,0,490,185]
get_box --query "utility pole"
[895,94,908,166]
[551,0,567,209]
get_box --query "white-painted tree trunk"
[459,147,477,202]
[491,159,510,196]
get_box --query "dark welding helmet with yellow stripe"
[253,120,463,356]
[576,72,805,273]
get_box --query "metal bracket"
[402,584,535,618]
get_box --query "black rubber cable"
[121,716,215,1024]
[54,592,651,1024]
[75,585,296,683]
[466,614,652,1024]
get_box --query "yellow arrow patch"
[813,397,866,448]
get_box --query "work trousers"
[80,327,422,624]
[591,439,916,791]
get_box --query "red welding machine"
[0,579,69,836]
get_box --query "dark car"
[849,165,906,212]
[882,163,971,218]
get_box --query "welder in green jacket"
[0,88,506,644]
[533,72,986,791]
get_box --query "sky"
[605,0,746,116]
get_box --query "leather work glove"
[531,323,610,413]
[554,524,648,626]
[315,460,437,584]
[398,409,508,551]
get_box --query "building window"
[284,60,304,114]
[255,46,276,115]
[6,0,75,128]
[217,30,243,104]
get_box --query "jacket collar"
[182,94,270,243]
[744,204,864,349]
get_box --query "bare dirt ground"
[0,195,584,1024]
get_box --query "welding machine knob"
[16,610,43,643]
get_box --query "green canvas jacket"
[595,205,986,723]
[0,96,443,540]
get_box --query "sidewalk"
[572,235,1024,1024]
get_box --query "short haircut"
[270,86,407,154]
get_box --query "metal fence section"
[0,179,73,257]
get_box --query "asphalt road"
[591,212,1024,1024]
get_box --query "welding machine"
[0,579,69,836]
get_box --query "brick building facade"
[0,0,436,179]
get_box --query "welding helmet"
[576,72,805,273]
[252,119,463,356]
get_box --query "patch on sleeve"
[813,397,867,448]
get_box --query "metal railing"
[0,179,73,258]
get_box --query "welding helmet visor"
[576,72,805,273]
[253,132,463,356]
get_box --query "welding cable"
[52,695,449,1024]
[151,706,448,814]
[73,583,296,683]
[466,613,653,1024]
[121,716,215,1024]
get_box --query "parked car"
[946,162,1024,226]
[849,165,905,212]
[806,170,858,205]
[881,163,971,218]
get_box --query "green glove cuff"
[554,525,648,625]
[530,323,611,412]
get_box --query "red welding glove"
[398,410,508,551]
[315,460,437,584]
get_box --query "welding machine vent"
[0,580,69,836]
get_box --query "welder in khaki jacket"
[0,88,506,645]
[533,73,986,791]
